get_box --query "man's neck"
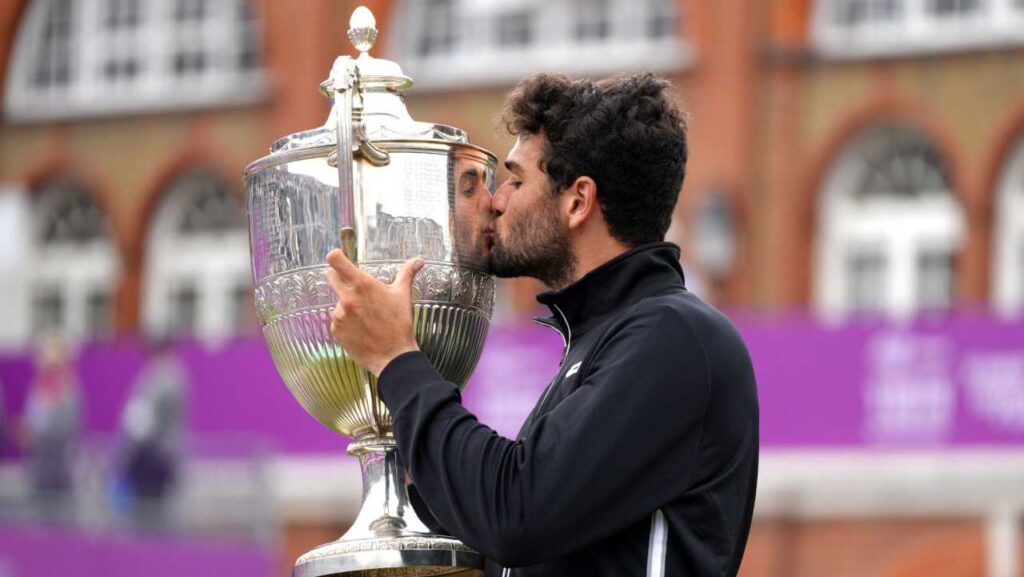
[565,234,631,288]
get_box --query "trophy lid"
[344,6,411,92]
[268,6,467,154]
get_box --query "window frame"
[143,172,253,343]
[29,181,120,341]
[4,0,267,122]
[389,0,693,90]
[814,125,966,320]
[812,0,1024,59]
[992,137,1024,317]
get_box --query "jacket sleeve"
[407,482,448,535]
[378,305,710,567]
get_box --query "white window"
[96,0,145,97]
[30,180,120,341]
[923,0,983,17]
[390,0,692,89]
[992,136,1024,317]
[29,0,74,92]
[5,0,265,121]
[846,246,888,313]
[822,0,904,34]
[573,0,613,41]
[813,0,1024,58]
[143,171,252,342]
[815,125,966,319]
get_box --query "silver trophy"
[244,6,495,576]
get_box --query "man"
[326,72,759,577]
[117,338,187,528]
[24,334,80,519]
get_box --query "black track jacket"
[378,242,759,577]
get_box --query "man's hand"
[325,249,424,377]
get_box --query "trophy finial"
[348,6,378,54]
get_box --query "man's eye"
[510,180,522,189]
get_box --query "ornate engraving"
[414,262,450,302]
[299,536,477,562]
[255,262,493,325]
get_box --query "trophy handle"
[328,56,390,264]
[331,59,360,263]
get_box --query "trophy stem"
[292,435,484,577]
[341,436,431,540]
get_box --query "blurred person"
[23,333,80,519]
[0,375,6,457]
[326,73,759,577]
[115,338,187,529]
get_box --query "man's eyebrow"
[504,160,522,174]
[459,168,479,186]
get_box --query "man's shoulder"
[599,290,751,365]
[613,289,737,334]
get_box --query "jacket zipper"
[506,305,573,577]
[530,303,572,412]
[532,303,572,364]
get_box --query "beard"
[453,225,489,271]
[489,198,577,290]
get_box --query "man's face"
[489,134,576,288]
[451,157,494,271]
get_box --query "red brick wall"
[740,519,992,577]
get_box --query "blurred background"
[0,0,1023,575]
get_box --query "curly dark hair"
[501,72,688,247]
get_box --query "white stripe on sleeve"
[646,509,668,577]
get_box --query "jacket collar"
[534,242,687,336]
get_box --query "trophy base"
[294,534,484,577]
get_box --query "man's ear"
[564,176,598,231]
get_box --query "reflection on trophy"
[373,208,446,262]
[244,6,496,576]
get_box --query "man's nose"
[491,188,507,215]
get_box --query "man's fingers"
[393,257,425,293]
[326,248,363,286]
[325,267,350,296]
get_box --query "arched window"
[31,179,119,339]
[992,136,1024,317]
[815,125,965,319]
[4,0,265,121]
[143,171,252,341]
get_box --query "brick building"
[1,1,1022,576]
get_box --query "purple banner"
[1,315,1023,456]
[0,339,344,459]
[0,523,278,577]
[743,315,1024,447]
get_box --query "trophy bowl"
[244,7,495,576]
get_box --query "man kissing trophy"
[244,6,496,576]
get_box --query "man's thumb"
[395,257,424,292]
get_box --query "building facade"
[1,1,1023,576]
